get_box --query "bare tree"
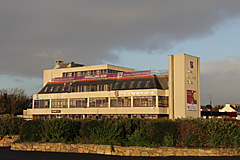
[0,88,30,116]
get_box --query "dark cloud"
[1,0,240,78]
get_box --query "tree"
[206,104,212,110]
[212,105,224,111]
[0,88,31,115]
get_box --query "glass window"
[110,97,131,107]
[67,85,71,92]
[62,86,66,91]
[70,98,87,108]
[50,86,54,92]
[158,96,169,107]
[133,96,156,107]
[89,98,108,107]
[137,81,142,88]
[86,85,90,92]
[63,73,66,77]
[91,85,97,92]
[114,83,119,89]
[107,84,112,91]
[145,81,150,88]
[44,87,48,92]
[122,82,127,89]
[55,86,60,92]
[51,99,68,108]
[34,100,50,108]
[129,81,135,88]
[98,84,105,91]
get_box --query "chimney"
[55,60,63,67]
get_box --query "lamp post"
[202,93,212,107]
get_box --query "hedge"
[17,117,240,148]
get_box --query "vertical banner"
[187,90,197,111]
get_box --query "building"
[25,54,201,119]
[219,103,240,119]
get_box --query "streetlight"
[202,93,212,107]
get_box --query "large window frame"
[51,99,68,108]
[89,97,108,108]
[133,96,156,107]
[70,98,87,108]
[110,97,131,107]
[34,99,50,108]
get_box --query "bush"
[43,118,81,143]
[20,119,44,142]
[176,120,207,147]
[203,119,240,147]
[149,119,177,146]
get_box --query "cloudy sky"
[1,0,240,106]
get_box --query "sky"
[1,0,240,106]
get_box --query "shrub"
[43,118,81,143]
[203,119,240,147]
[149,119,177,146]
[20,119,44,142]
[176,120,207,147]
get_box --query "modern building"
[25,54,201,119]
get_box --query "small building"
[220,103,240,119]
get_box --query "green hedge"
[18,118,240,148]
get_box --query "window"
[86,85,90,92]
[67,85,71,92]
[129,81,135,88]
[70,98,87,108]
[44,87,48,92]
[98,84,105,91]
[121,82,127,89]
[114,83,119,89]
[145,81,150,88]
[107,84,112,91]
[89,98,108,107]
[55,86,60,92]
[110,97,131,107]
[63,73,66,77]
[51,99,68,108]
[137,81,142,88]
[50,86,54,92]
[34,100,50,108]
[133,96,156,107]
[62,86,66,91]
[158,96,169,107]
[91,85,97,91]
[78,86,85,92]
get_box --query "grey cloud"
[1,0,240,78]
[201,56,240,105]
